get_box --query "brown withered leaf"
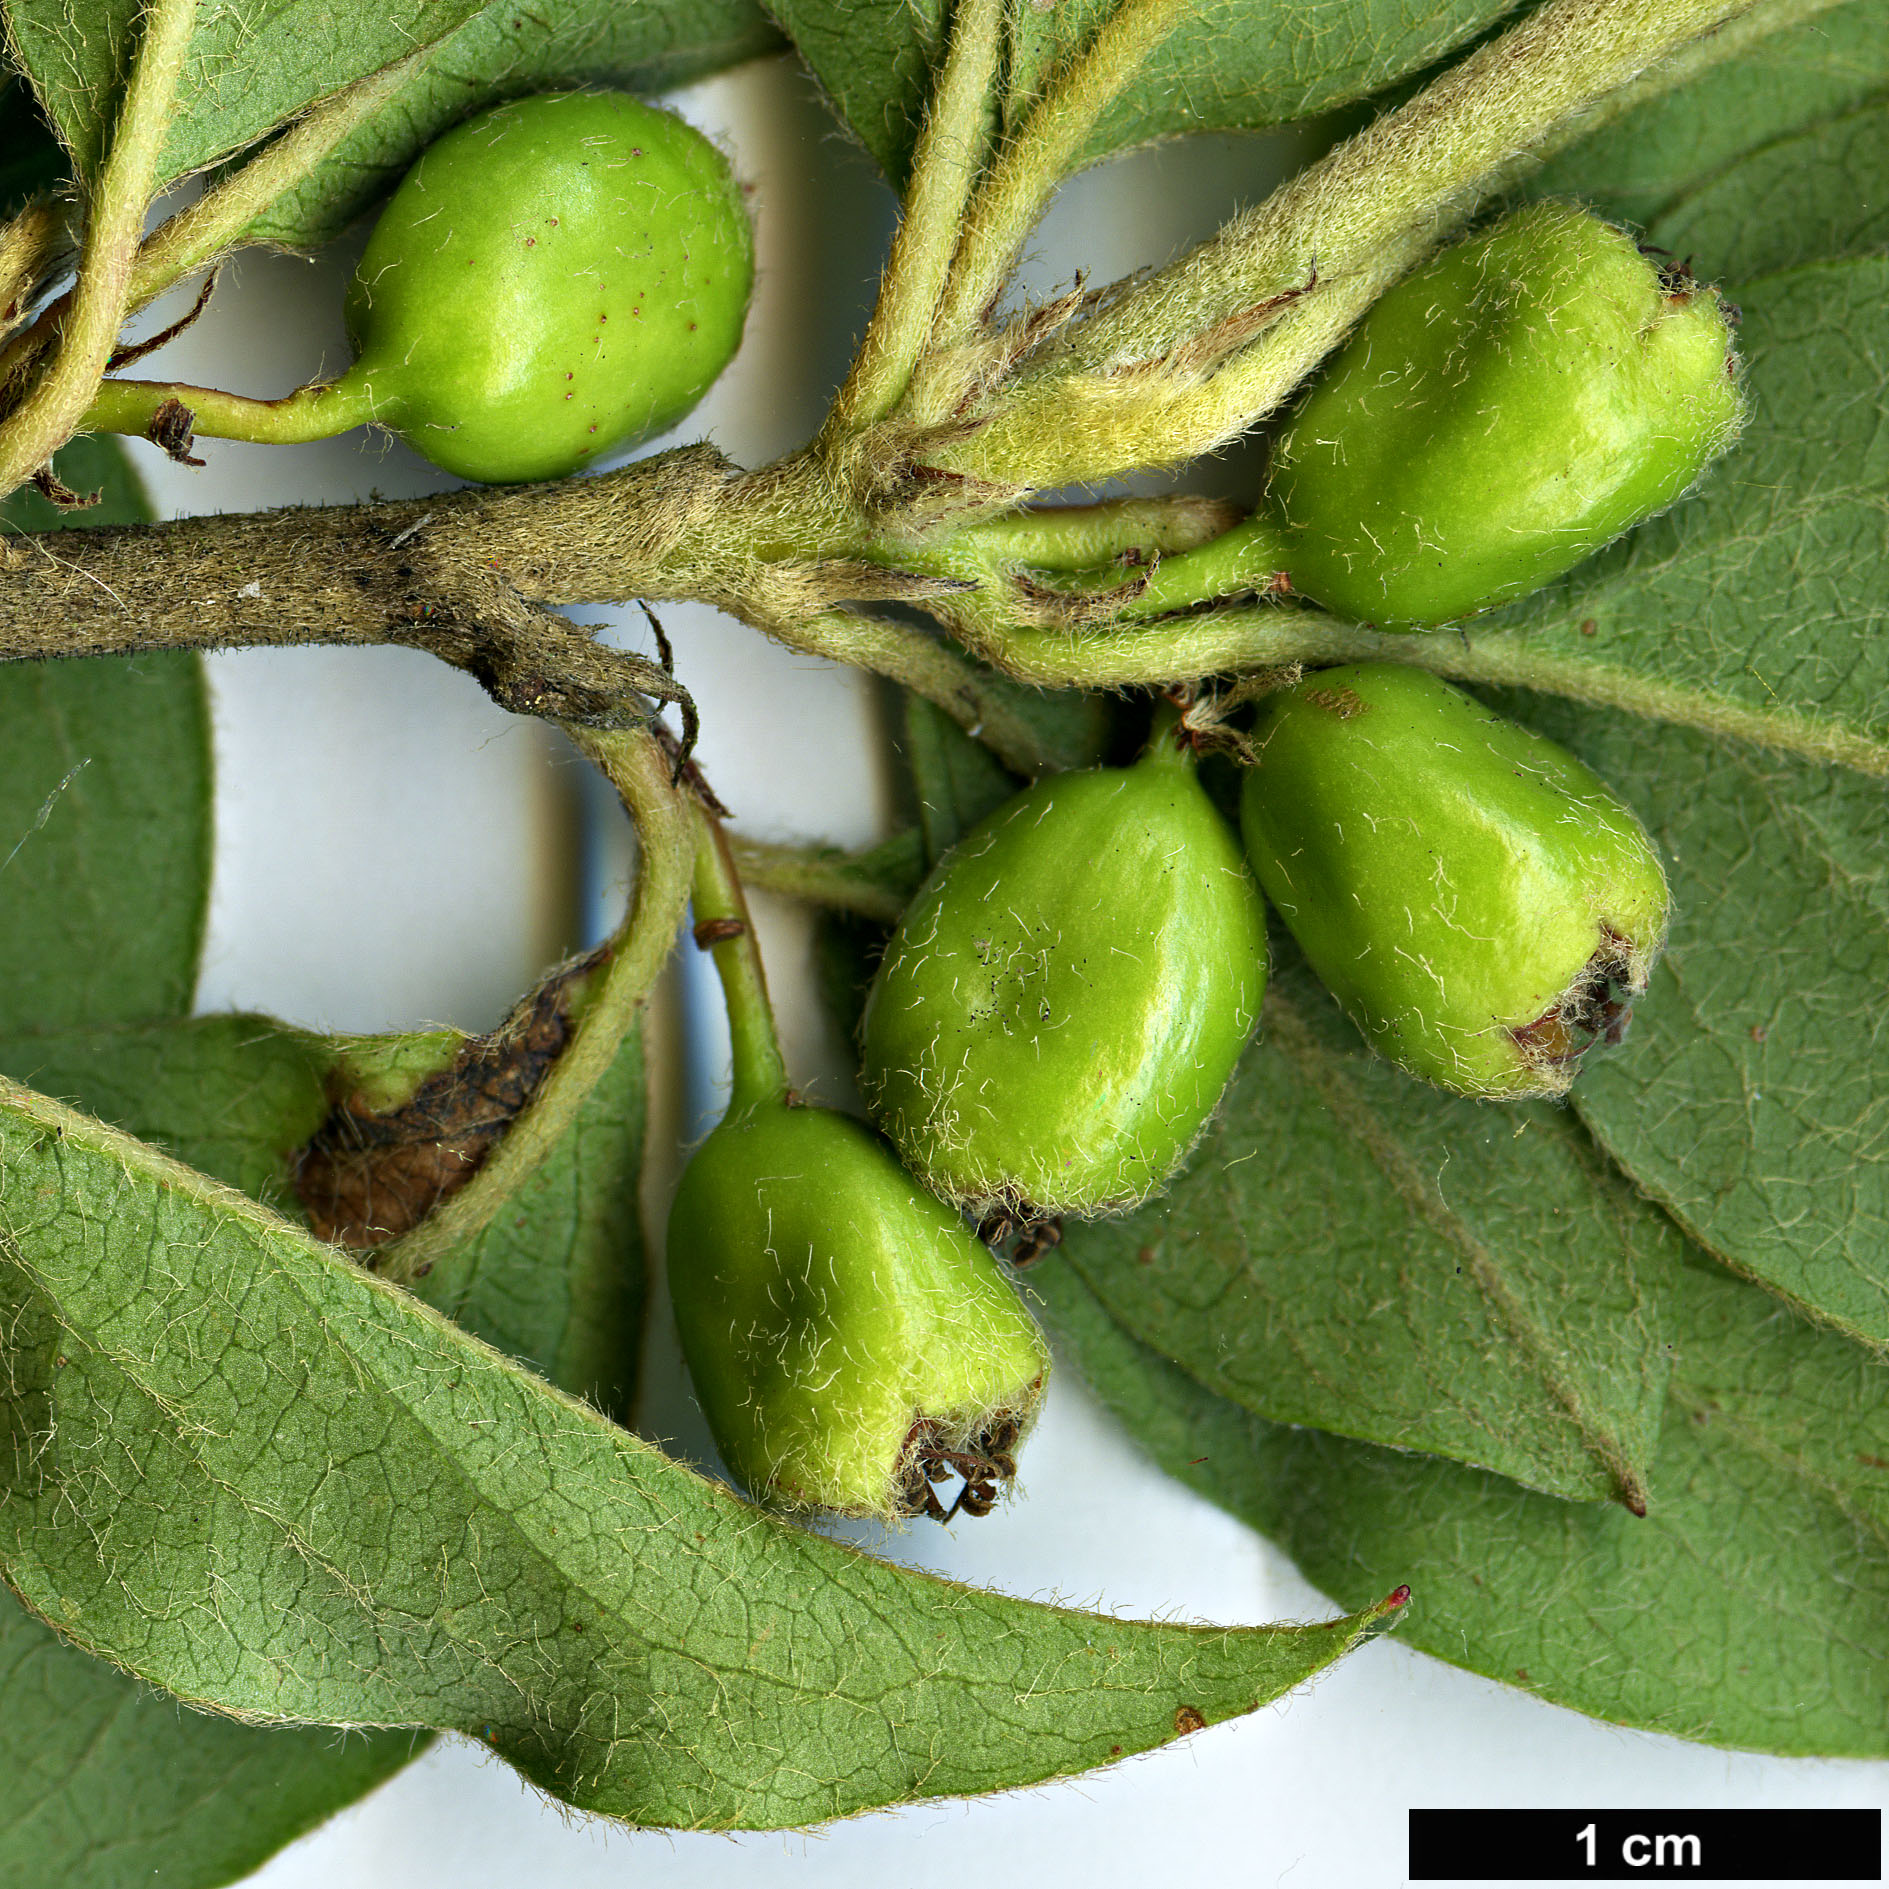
[294,951,603,1249]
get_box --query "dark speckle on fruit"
[337,91,752,483]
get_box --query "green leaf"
[0,438,210,1035]
[1033,1246,1889,1757]
[0,1003,651,1423]
[0,1015,330,1207]
[1501,700,1889,1352]
[1652,102,1889,282]
[0,442,418,1888]
[0,1003,649,1875]
[1525,0,1889,229]
[903,693,1019,864]
[0,1078,1392,1829]
[773,0,1520,186]
[1460,255,1889,773]
[3,0,485,184]
[0,1600,419,1889]
[4,0,775,216]
[1057,957,1672,1507]
[238,0,783,255]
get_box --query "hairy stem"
[927,0,1186,344]
[0,0,198,493]
[952,0,1767,486]
[0,438,1060,767]
[822,0,1004,436]
[376,725,695,1287]
[1510,0,1855,180]
[968,606,1889,776]
[692,811,791,1110]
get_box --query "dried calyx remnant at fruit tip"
[1240,665,1669,1099]
[860,709,1269,1220]
[666,1097,1050,1522]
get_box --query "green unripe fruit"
[666,1100,1049,1521]
[1239,665,1669,1099]
[338,92,752,483]
[860,730,1268,1218]
[1268,202,1743,626]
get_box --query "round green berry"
[338,91,752,483]
[1267,203,1743,626]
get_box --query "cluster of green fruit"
[116,93,1738,1528]
[675,206,1744,1525]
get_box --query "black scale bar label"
[1409,1809,1881,1881]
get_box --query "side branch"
[0,473,683,727]
[0,441,1049,765]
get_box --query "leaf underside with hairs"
[1498,699,1889,1354]
[1525,0,1889,229]
[0,1080,1392,1831]
[2,0,485,184]
[1056,954,1672,1507]
[238,0,783,255]
[769,0,1522,186]
[3,0,776,209]
[0,437,208,1031]
[1033,1247,1889,1757]
[0,441,422,1887]
[0,1003,651,1875]
[1652,101,1889,284]
[0,1604,424,1889]
[0,1013,331,1208]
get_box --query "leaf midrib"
[6,1084,1304,1744]
[1260,986,1652,1509]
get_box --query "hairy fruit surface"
[1266,202,1743,626]
[1239,665,1669,1098]
[666,1100,1048,1522]
[860,734,1268,1218]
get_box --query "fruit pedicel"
[667,818,1049,1524]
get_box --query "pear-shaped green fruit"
[337,91,752,483]
[667,1100,1049,1521]
[1239,665,1669,1098]
[860,732,1268,1218]
[1267,202,1742,626]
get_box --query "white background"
[108,53,1887,1889]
